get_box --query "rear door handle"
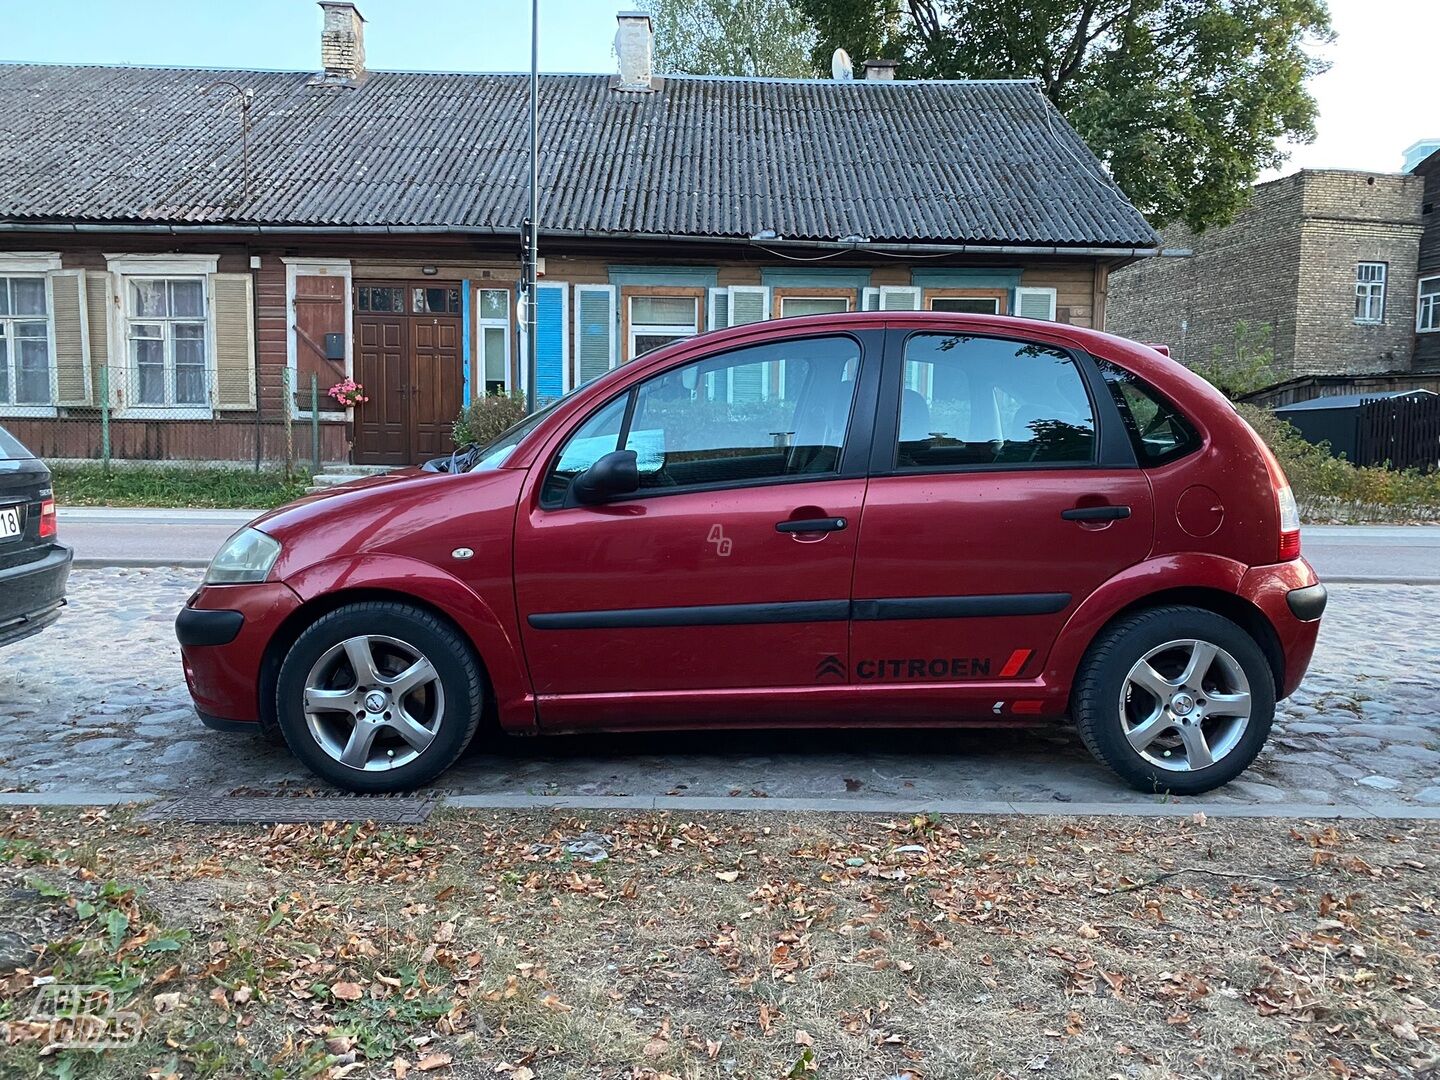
[1061,505,1131,522]
[776,517,847,533]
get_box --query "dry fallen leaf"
[417,1053,452,1072]
[331,981,364,1002]
[794,1029,814,1046]
[715,870,741,883]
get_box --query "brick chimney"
[318,1,366,82]
[614,11,655,92]
[863,59,897,81]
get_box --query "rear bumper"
[1239,558,1324,700]
[178,580,303,725]
[0,543,71,648]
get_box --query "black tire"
[275,601,484,793]
[1072,605,1275,796]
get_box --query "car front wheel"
[275,601,483,793]
[1072,605,1275,795]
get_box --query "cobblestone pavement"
[1,568,1437,807]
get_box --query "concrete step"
[321,464,392,476]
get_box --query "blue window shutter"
[575,284,616,385]
[535,283,568,401]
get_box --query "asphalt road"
[56,507,1440,583]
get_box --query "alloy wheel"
[1118,638,1252,772]
[302,634,445,772]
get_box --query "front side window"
[1096,360,1199,465]
[895,333,1096,469]
[1355,262,1386,323]
[0,276,51,407]
[1418,277,1440,333]
[544,335,860,503]
[628,294,700,359]
[127,277,208,407]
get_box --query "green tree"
[796,0,1332,231]
[640,0,820,78]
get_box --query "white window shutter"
[1015,286,1058,321]
[728,285,770,326]
[708,287,730,330]
[879,286,921,311]
[574,284,617,385]
[50,270,92,406]
[212,273,257,410]
[862,287,881,311]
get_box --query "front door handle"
[776,517,847,534]
[1061,505,1131,522]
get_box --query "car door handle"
[1061,505,1131,522]
[775,517,847,533]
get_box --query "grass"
[1,809,1436,1079]
[48,465,309,510]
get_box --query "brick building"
[1412,148,1440,369]
[0,5,1160,467]
[1107,170,1426,385]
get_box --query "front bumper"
[0,543,72,648]
[1239,558,1324,700]
[178,580,303,725]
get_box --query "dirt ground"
[0,808,1436,1080]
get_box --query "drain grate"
[138,791,440,825]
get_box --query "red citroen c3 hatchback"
[177,313,1325,795]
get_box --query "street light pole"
[522,0,540,413]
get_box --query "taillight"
[1276,484,1301,561]
[38,497,56,539]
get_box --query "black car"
[0,425,70,647]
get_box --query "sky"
[0,0,1433,176]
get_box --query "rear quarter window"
[1097,360,1200,466]
[0,426,35,461]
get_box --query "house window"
[413,286,460,315]
[627,292,701,359]
[1418,276,1440,333]
[0,276,51,407]
[925,289,1009,314]
[773,287,854,319]
[1355,263,1387,323]
[126,277,209,407]
[476,287,511,395]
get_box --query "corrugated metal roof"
[0,63,1159,246]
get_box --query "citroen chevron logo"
[815,654,846,681]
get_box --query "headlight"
[205,527,282,584]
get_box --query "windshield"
[463,399,564,472]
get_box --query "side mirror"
[572,449,639,505]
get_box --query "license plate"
[0,506,20,540]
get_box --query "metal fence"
[0,365,342,475]
[1357,394,1440,472]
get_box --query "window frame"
[771,286,856,320]
[1418,275,1440,333]
[539,331,877,508]
[922,288,1010,315]
[1354,262,1387,324]
[474,283,514,396]
[868,329,1136,477]
[0,273,58,417]
[121,275,213,417]
[620,285,705,362]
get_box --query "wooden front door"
[352,282,463,465]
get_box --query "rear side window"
[895,333,1097,469]
[0,425,34,460]
[1097,360,1200,466]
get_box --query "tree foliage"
[797,0,1332,230]
[640,0,819,78]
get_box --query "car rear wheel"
[275,601,483,793]
[1072,605,1275,795]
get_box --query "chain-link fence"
[0,364,346,475]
